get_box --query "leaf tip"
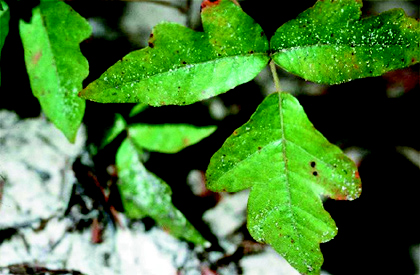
[202,240,212,248]
[63,130,77,144]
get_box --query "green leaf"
[129,103,148,117]
[100,113,127,149]
[19,0,92,142]
[80,0,269,105]
[206,92,361,274]
[271,0,420,84]
[116,138,209,246]
[0,0,10,86]
[128,124,217,153]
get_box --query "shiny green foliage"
[8,0,416,270]
[116,138,209,246]
[206,92,361,274]
[271,0,420,84]
[0,0,10,86]
[19,0,91,142]
[80,0,269,105]
[128,124,216,153]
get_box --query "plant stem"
[269,60,282,93]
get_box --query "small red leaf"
[201,0,221,10]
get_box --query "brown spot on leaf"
[355,171,360,179]
[312,171,318,176]
[233,130,238,135]
[310,161,316,168]
[32,51,42,65]
[334,194,348,200]
[182,138,190,146]
[148,42,154,48]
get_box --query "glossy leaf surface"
[80,0,269,105]
[128,124,216,153]
[116,138,208,246]
[271,0,420,84]
[206,92,361,274]
[0,0,10,86]
[19,0,91,142]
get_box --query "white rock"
[240,247,300,275]
[0,110,86,228]
[203,190,249,238]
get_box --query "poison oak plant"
[0,0,418,274]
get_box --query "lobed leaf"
[128,124,216,153]
[206,92,361,274]
[19,0,92,142]
[116,138,208,246]
[80,0,269,105]
[0,0,10,86]
[271,0,420,84]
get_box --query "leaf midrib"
[277,92,299,241]
[274,42,412,54]
[39,4,61,91]
[110,52,269,88]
